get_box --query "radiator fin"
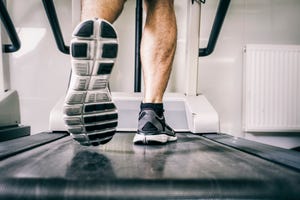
[243,44,300,132]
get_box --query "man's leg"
[81,0,126,23]
[133,0,177,144]
[64,0,125,146]
[141,0,177,103]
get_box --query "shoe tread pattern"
[64,19,118,146]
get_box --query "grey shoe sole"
[63,19,118,146]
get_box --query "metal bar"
[0,0,21,53]
[134,0,143,92]
[199,0,230,57]
[42,0,70,54]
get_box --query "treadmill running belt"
[0,132,299,199]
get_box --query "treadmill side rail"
[203,133,300,171]
[0,132,68,160]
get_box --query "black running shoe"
[133,109,177,144]
[64,19,118,146]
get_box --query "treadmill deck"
[0,132,299,199]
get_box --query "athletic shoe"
[63,19,118,146]
[133,109,177,144]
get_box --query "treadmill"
[0,131,300,199]
[0,1,299,199]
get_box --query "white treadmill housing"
[0,90,21,127]
[49,92,219,133]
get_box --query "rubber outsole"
[133,133,177,145]
[64,19,118,146]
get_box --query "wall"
[198,0,300,148]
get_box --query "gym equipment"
[0,131,299,199]
[0,1,30,141]
[1,0,299,199]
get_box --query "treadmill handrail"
[42,0,70,55]
[0,0,21,53]
[134,0,143,92]
[192,0,206,4]
[199,0,230,57]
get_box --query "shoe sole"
[64,19,118,146]
[133,133,177,144]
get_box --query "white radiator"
[243,44,300,132]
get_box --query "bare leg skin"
[133,0,177,144]
[141,0,177,103]
[81,0,126,23]
[82,0,177,103]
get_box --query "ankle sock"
[140,103,164,117]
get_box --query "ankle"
[140,102,164,117]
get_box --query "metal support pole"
[134,0,143,92]
[199,0,230,57]
[42,0,70,55]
